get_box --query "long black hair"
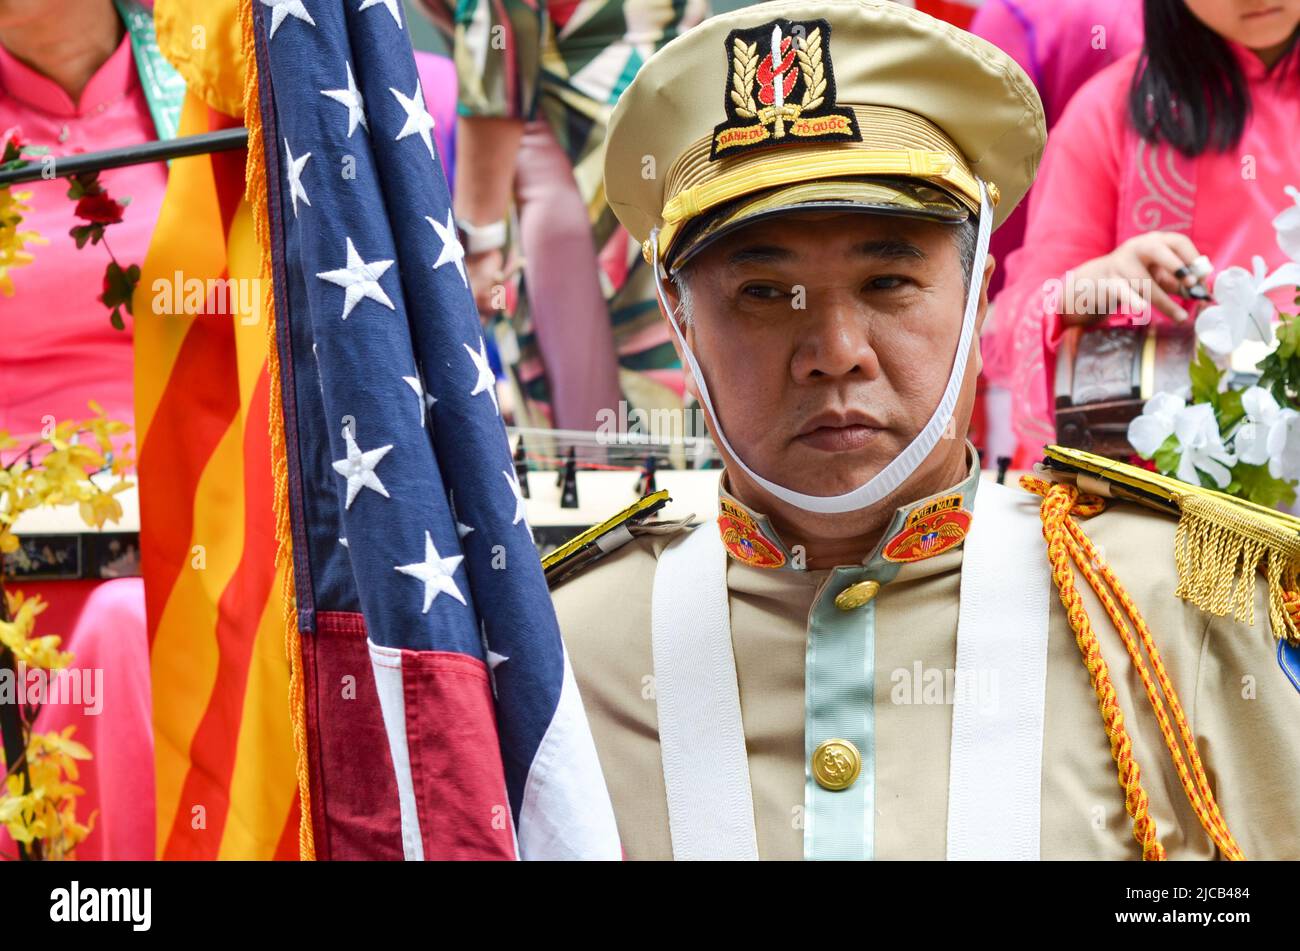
[1129,0,1300,156]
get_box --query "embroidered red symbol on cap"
[757,37,798,106]
[710,17,862,160]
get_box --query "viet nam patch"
[718,498,787,568]
[711,17,862,160]
[882,493,972,563]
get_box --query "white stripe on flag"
[517,649,623,860]
[369,641,425,861]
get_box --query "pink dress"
[969,0,1143,299]
[0,33,163,860]
[985,42,1300,450]
[0,34,166,440]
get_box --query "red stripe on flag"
[139,137,250,649]
[139,318,240,648]
[162,367,277,859]
[301,612,404,860]
[401,651,516,860]
[273,792,302,861]
[208,109,248,235]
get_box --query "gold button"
[811,738,862,791]
[834,580,880,611]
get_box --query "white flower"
[1274,185,1300,261]
[1233,386,1284,466]
[1233,385,1300,480]
[1129,393,1237,487]
[1128,391,1186,458]
[1194,255,1300,357]
[1173,402,1236,488]
[1267,410,1300,482]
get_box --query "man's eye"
[741,284,787,301]
[866,275,909,291]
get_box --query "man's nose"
[789,298,881,382]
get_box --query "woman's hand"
[466,248,506,319]
[1059,232,1204,326]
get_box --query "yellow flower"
[0,592,66,669]
[1,728,94,857]
[15,634,71,670]
[33,726,92,776]
[0,185,45,296]
[79,495,117,530]
[0,413,128,858]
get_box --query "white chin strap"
[650,179,992,515]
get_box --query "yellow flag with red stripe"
[137,0,299,859]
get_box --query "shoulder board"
[543,489,680,589]
[1041,444,1300,643]
[1041,444,1300,531]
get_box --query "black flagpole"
[0,128,249,187]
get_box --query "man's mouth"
[794,412,885,452]
[1242,5,1284,19]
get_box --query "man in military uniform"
[548,0,1300,859]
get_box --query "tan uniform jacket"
[552,464,1300,860]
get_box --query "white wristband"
[457,217,508,254]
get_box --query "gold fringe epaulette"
[542,490,674,589]
[1040,445,1300,645]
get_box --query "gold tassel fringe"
[237,0,316,860]
[1173,491,1300,646]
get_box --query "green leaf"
[109,307,125,332]
[1217,388,1246,431]
[1188,346,1222,406]
[1230,462,1297,509]
[1258,350,1281,384]
[1280,314,1300,357]
[101,261,129,308]
[1286,326,1300,360]
[67,170,101,200]
[1258,313,1300,405]
[1153,433,1181,476]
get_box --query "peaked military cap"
[604,0,1047,272]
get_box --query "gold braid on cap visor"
[646,104,1000,266]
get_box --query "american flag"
[250,0,620,859]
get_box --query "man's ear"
[974,251,996,337]
[657,270,684,328]
[657,272,702,403]
[971,251,997,378]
